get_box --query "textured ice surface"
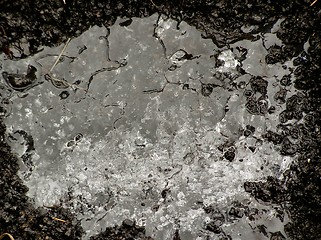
[1,14,299,239]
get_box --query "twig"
[45,74,87,92]
[46,38,87,92]
[311,0,318,6]
[0,233,14,240]
[49,38,71,73]
[52,216,67,223]
[150,0,158,8]
[0,26,6,36]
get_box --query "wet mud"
[1,0,321,239]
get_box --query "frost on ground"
[1,14,299,239]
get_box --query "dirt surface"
[1,0,321,239]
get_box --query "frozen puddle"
[1,14,298,239]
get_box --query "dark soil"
[89,219,153,240]
[1,0,321,239]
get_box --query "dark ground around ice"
[0,0,321,239]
